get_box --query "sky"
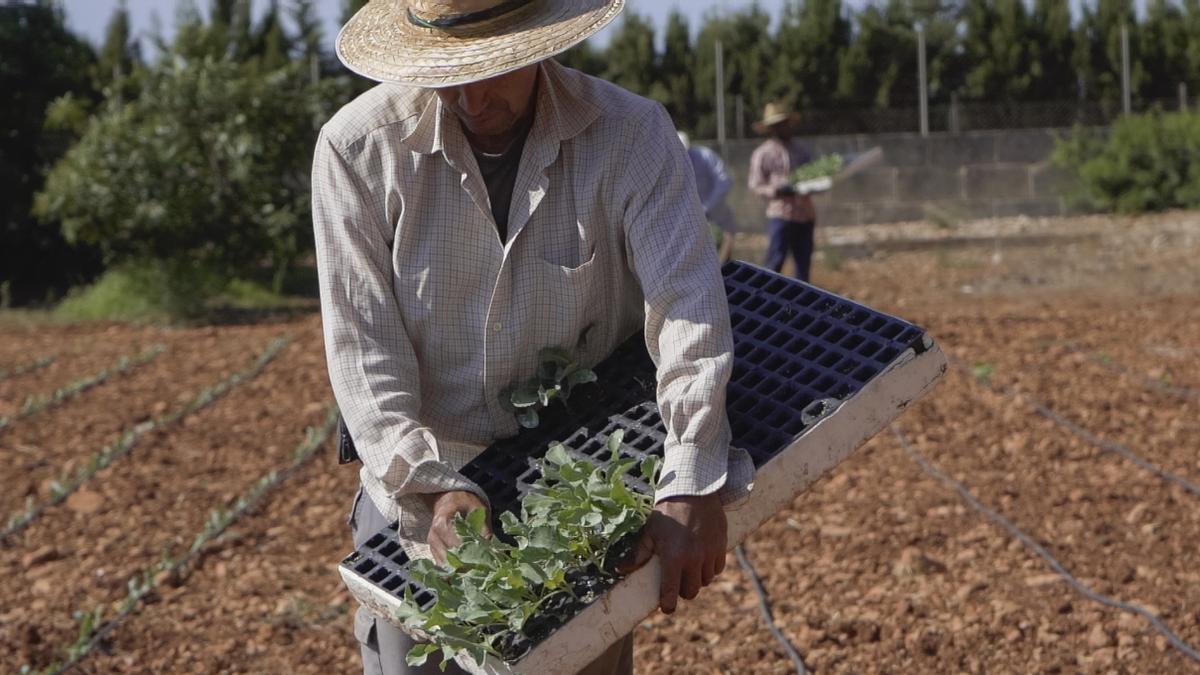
[62,0,790,48]
[62,0,1135,50]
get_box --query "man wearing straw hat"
[749,102,818,281]
[312,1,754,673]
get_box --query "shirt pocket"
[531,247,603,361]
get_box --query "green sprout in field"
[500,347,597,429]
[971,361,996,384]
[395,430,662,670]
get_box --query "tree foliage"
[11,0,1200,308]
[35,56,328,289]
[0,0,101,303]
[1054,111,1200,214]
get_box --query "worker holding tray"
[749,102,819,281]
[312,1,754,673]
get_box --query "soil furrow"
[0,324,292,518]
[1,322,329,671]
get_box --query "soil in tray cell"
[80,447,361,674]
[0,322,296,518]
[0,323,331,672]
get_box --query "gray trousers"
[350,486,635,675]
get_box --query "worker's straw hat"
[337,0,625,88]
[752,102,801,134]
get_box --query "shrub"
[34,56,330,301]
[1052,111,1200,214]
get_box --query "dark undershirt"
[472,122,532,245]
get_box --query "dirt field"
[3,211,1199,674]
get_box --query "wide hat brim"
[752,111,801,134]
[337,0,625,88]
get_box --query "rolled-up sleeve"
[618,106,755,505]
[312,130,487,513]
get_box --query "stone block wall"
[709,128,1080,231]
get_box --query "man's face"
[437,64,539,143]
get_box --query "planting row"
[0,325,295,522]
[0,344,165,431]
[0,355,56,384]
[0,321,331,671]
[1,337,288,541]
[21,408,339,675]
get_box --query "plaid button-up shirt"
[749,137,817,223]
[313,60,754,558]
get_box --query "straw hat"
[337,0,625,88]
[752,102,800,134]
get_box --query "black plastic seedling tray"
[339,261,944,674]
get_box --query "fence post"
[715,39,726,155]
[1181,82,1190,112]
[736,95,745,139]
[1121,24,1132,115]
[917,24,929,137]
[949,92,960,134]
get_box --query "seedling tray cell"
[339,262,945,674]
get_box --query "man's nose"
[457,84,489,116]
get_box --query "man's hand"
[616,493,727,614]
[419,490,490,564]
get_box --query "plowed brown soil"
[4,212,1200,674]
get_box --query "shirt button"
[492,322,503,332]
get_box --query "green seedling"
[501,347,598,429]
[971,361,996,384]
[395,430,662,670]
[791,154,844,183]
[0,345,164,431]
[0,338,290,542]
[21,408,338,675]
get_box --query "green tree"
[693,7,773,138]
[342,0,369,24]
[837,0,962,108]
[1028,0,1077,100]
[0,0,101,304]
[1139,0,1189,101]
[602,13,661,100]
[556,41,606,77]
[95,0,142,93]
[252,0,292,71]
[34,57,329,303]
[290,0,324,64]
[769,0,851,109]
[1075,0,1140,103]
[659,11,696,133]
[961,0,1033,101]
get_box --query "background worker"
[678,131,738,264]
[314,1,754,673]
[748,103,818,281]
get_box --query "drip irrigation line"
[948,356,1200,499]
[0,355,56,383]
[734,544,809,675]
[0,337,290,544]
[43,407,340,675]
[1063,343,1200,402]
[891,425,1200,666]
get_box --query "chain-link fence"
[723,95,1193,138]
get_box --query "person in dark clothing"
[748,103,817,281]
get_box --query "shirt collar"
[400,60,601,157]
